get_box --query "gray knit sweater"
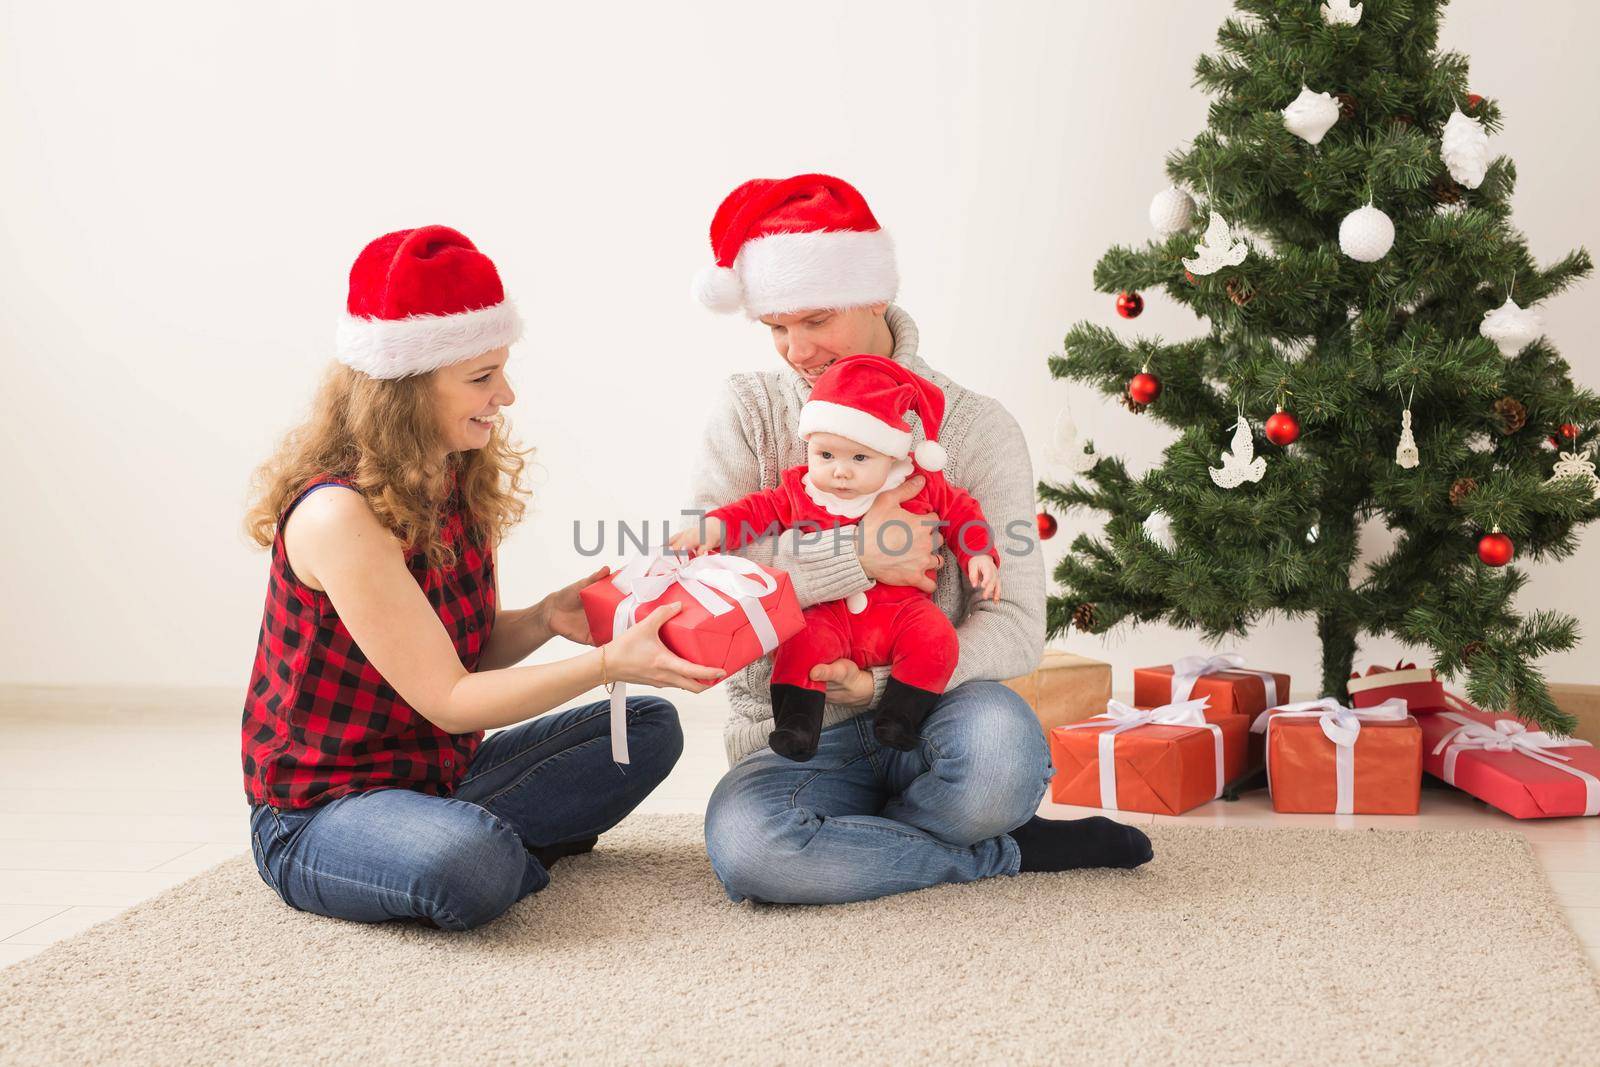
[688,305,1047,764]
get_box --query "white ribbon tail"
[1098,732,1119,810]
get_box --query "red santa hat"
[797,354,947,472]
[335,225,523,380]
[692,174,898,318]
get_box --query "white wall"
[2,0,1595,691]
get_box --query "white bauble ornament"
[1142,510,1176,551]
[1149,186,1196,236]
[1209,416,1266,488]
[1282,86,1340,145]
[1441,109,1490,189]
[1479,297,1544,356]
[1339,202,1395,262]
[1183,211,1250,276]
[1322,0,1362,25]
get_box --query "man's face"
[758,303,889,386]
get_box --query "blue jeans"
[704,681,1051,904]
[249,695,682,930]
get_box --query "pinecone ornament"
[1449,477,1478,507]
[1071,603,1098,632]
[1461,640,1485,664]
[1493,396,1527,434]
[1226,278,1255,306]
[1119,393,1148,414]
[1335,92,1358,119]
[1432,175,1464,205]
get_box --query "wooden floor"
[4,684,1599,969]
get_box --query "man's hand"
[857,476,941,594]
[809,658,875,707]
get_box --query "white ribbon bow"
[1169,652,1284,706]
[1061,698,1221,811]
[604,552,782,764]
[1251,697,1409,814]
[1432,703,1600,817]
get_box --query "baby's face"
[805,432,898,499]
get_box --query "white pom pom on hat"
[692,264,744,313]
[913,440,948,472]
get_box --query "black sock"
[873,677,942,751]
[769,684,825,762]
[531,835,599,871]
[1009,815,1153,873]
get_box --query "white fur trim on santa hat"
[335,300,523,380]
[798,398,913,460]
[732,228,898,318]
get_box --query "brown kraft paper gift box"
[1003,650,1112,733]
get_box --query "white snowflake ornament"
[1047,409,1099,475]
[1142,510,1176,551]
[1339,201,1395,262]
[1395,408,1420,468]
[1149,186,1196,237]
[1441,109,1490,189]
[1183,211,1250,276]
[1322,0,1363,25]
[1209,416,1267,488]
[1480,297,1544,356]
[1547,450,1600,499]
[1282,86,1340,145]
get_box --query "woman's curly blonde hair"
[245,362,531,567]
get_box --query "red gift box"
[1420,693,1600,819]
[580,553,804,676]
[1252,698,1422,814]
[1133,654,1289,721]
[1050,699,1249,816]
[1348,662,1448,714]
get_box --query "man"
[690,174,1152,904]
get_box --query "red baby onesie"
[707,464,1000,698]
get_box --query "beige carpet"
[3,816,1598,1065]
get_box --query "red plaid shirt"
[241,476,496,809]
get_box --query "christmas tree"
[1044,0,1599,730]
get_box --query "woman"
[241,225,721,930]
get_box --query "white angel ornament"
[1209,416,1267,488]
[1183,211,1250,276]
[1395,408,1420,469]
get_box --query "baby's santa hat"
[797,354,948,472]
[336,225,523,379]
[692,174,898,318]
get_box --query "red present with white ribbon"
[1347,662,1448,714]
[580,552,803,763]
[1049,698,1249,816]
[1421,693,1600,819]
[1251,698,1422,814]
[1134,653,1289,721]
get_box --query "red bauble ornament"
[1561,422,1581,440]
[1127,371,1162,406]
[1036,512,1058,540]
[1466,93,1484,110]
[1477,530,1514,567]
[1264,408,1301,446]
[1116,291,1144,319]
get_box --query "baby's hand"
[967,556,1001,602]
[668,516,724,556]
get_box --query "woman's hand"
[604,602,726,692]
[667,516,724,556]
[537,565,611,646]
[967,556,1002,602]
[808,658,875,707]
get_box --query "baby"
[671,354,999,761]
